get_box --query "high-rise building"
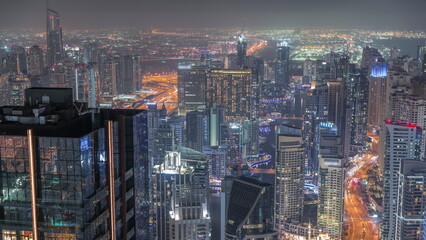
[151,150,210,240]
[367,57,390,129]
[120,55,141,94]
[350,74,369,146]
[391,95,426,130]
[206,69,253,123]
[237,34,247,69]
[98,108,150,240]
[83,42,98,64]
[241,120,259,160]
[303,58,314,85]
[148,103,175,167]
[317,156,344,239]
[28,45,44,76]
[11,46,27,74]
[361,46,381,70]
[46,8,64,66]
[395,160,426,240]
[411,76,426,99]
[275,125,305,236]
[275,40,290,87]
[208,103,227,147]
[380,121,423,239]
[100,59,119,97]
[177,64,208,115]
[222,176,277,240]
[418,43,426,61]
[186,110,208,152]
[85,62,98,108]
[0,88,148,240]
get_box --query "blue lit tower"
[275,40,290,87]
[237,34,247,69]
[367,56,389,129]
[46,8,64,66]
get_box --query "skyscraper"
[275,125,305,237]
[147,103,176,167]
[380,121,423,239]
[177,64,208,115]
[367,56,390,129]
[151,150,210,240]
[46,8,64,67]
[120,55,141,94]
[0,88,148,240]
[222,176,277,240]
[83,42,98,64]
[28,45,44,76]
[186,110,208,152]
[208,103,227,147]
[206,69,253,123]
[361,46,381,70]
[275,40,290,87]
[100,59,119,97]
[237,34,247,69]
[350,74,369,146]
[317,156,344,239]
[395,160,426,240]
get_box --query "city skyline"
[1,1,426,240]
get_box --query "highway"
[345,153,379,240]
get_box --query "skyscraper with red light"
[380,120,423,240]
[47,8,64,67]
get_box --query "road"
[345,153,379,240]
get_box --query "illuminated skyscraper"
[177,64,208,115]
[317,156,344,239]
[349,74,369,147]
[120,55,141,94]
[100,60,119,97]
[380,121,423,240]
[367,56,390,129]
[237,34,247,69]
[222,176,277,240]
[206,69,253,123]
[241,120,259,160]
[28,45,44,76]
[186,110,208,152]
[395,160,426,240]
[361,46,381,70]
[275,126,305,237]
[83,42,98,64]
[275,40,290,87]
[0,88,148,240]
[151,150,210,240]
[208,103,226,147]
[46,8,64,66]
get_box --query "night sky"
[1,0,426,30]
